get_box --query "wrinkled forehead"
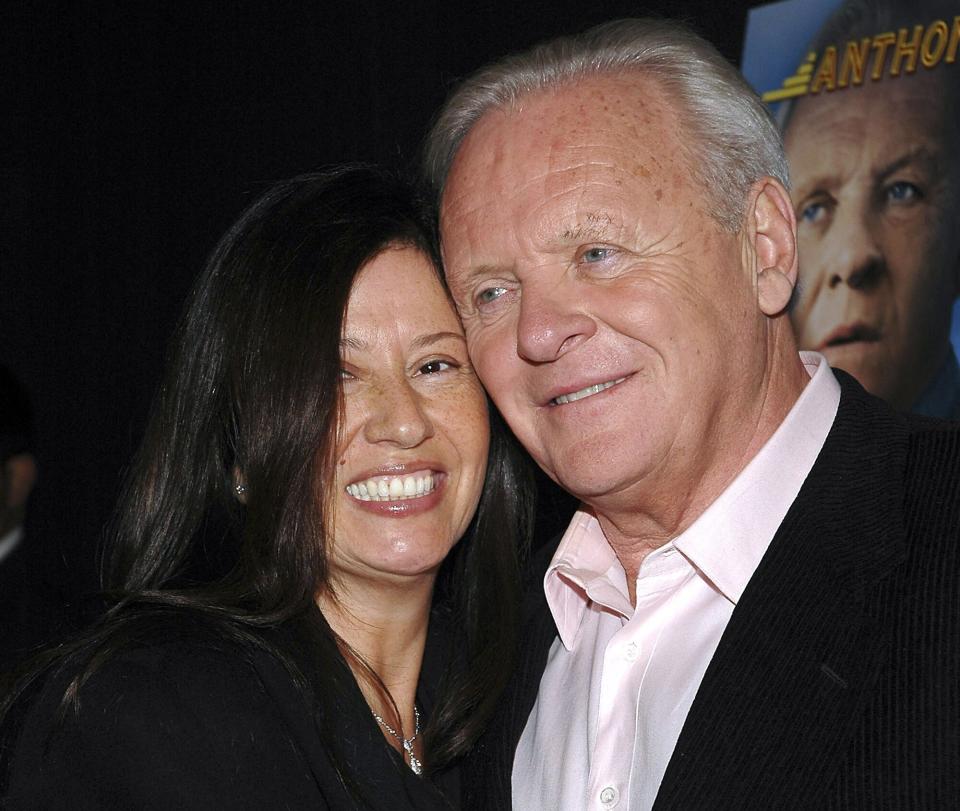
[787,69,956,149]
[439,74,694,231]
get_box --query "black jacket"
[464,372,960,809]
[1,610,459,810]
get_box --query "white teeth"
[553,376,628,405]
[346,472,440,502]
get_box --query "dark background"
[3,1,761,626]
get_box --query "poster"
[742,0,960,418]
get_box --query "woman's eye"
[476,286,506,305]
[419,359,452,375]
[339,368,356,381]
[885,181,921,204]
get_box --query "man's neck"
[593,348,810,604]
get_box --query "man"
[783,0,960,418]
[426,18,960,810]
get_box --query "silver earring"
[235,483,247,496]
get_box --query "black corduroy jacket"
[464,371,960,809]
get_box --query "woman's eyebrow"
[409,331,467,351]
[340,335,367,351]
[340,332,465,352]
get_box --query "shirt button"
[600,786,620,807]
[624,642,639,661]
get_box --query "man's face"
[785,73,960,410]
[440,75,773,511]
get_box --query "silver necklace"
[370,705,422,775]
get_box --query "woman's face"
[329,246,490,586]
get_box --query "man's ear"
[3,453,37,510]
[747,177,798,317]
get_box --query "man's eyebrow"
[876,146,939,182]
[449,263,505,290]
[550,212,619,245]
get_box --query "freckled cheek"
[437,388,490,457]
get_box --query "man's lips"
[547,374,630,406]
[817,322,881,351]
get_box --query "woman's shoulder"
[2,610,322,810]
[28,610,279,715]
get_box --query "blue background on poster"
[741,0,960,360]
[741,0,842,113]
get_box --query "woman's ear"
[3,453,37,511]
[232,466,248,504]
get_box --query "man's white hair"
[424,18,789,232]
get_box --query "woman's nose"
[362,381,434,448]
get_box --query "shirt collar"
[543,352,840,650]
[674,351,839,602]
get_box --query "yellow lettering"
[838,37,872,87]
[946,15,960,63]
[810,46,838,93]
[870,31,897,79]
[921,20,949,67]
[891,24,924,75]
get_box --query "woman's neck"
[318,574,434,746]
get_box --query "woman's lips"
[343,469,447,517]
[346,469,440,501]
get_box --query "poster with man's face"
[743,0,960,418]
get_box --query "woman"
[0,166,531,809]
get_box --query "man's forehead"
[441,74,686,219]
[448,74,677,171]
[788,70,950,140]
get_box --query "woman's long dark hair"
[1,165,532,794]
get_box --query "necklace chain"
[370,705,422,775]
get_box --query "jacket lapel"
[655,374,909,809]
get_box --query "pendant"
[404,740,422,775]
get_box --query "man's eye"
[477,286,506,305]
[582,247,612,263]
[799,200,828,224]
[885,181,921,204]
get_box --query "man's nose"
[827,210,885,292]
[362,381,434,448]
[516,280,596,363]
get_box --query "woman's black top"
[0,607,459,810]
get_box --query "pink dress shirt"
[513,353,841,810]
